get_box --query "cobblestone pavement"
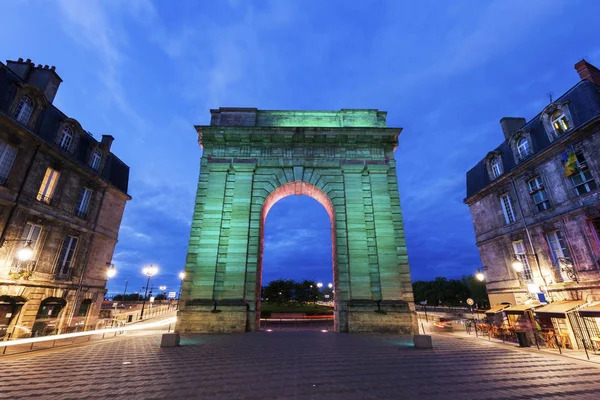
[3,331,600,400]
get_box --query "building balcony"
[75,209,87,219]
[8,260,36,280]
[55,269,73,281]
[36,194,53,205]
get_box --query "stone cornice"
[196,125,401,147]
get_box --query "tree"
[294,280,320,304]
[262,279,295,303]
[154,293,167,301]
[412,275,488,307]
[112,294,143,301]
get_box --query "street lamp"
[16,241,34,262]
[328,283,333,289]
[106,264,116,279]
[512,258,524,272]
[475,268,485,282]
[177,272,185,310]
[511,256,525,286]
[140,265,158,320]
[317,282,323,288]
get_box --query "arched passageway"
[32,297,66,337]
[259,182,336,330]
[0,295,26,339]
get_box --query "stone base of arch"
[176,300,418,334]
[345,300,418,334]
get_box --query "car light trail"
[1,317,177,348]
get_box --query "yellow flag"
[565,148,578,177]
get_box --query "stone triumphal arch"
[177,108,417,334]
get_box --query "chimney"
[101,135,115,151]
[499,117,526,141]
[575,59,600,86]
[6,58,32,80]
[6,58,63,103]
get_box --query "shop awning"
[485,304,510,315]
[534,300,585,318]
[578,304,600,318]
[503,303,543,314]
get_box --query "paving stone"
[2,331,600,399]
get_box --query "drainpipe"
[510,179,552,301]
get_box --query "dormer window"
[90,149,102,170]
[13,96,33,124]
[517,137,531,160]
[551,111,570,135]
[59,127,73,151]
[491,157,502,179]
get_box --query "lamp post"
[106,264,116,279]
[316,282,323,302]
[16,241,34,262]
[476,268,485,282]
[177,272,185,310]
[140,265,158,320]
[512,257,525,285]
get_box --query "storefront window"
[32,298,65,337]
[77,299,92,317]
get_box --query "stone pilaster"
[341,163,371,300]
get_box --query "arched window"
[90,149,102,170]
[517,137,531,159]
[551,110,570,135]
[77,299,92,317]
[13,96,33,124]
[491,157,502,179]
[59,127,73,151]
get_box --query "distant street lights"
[177,272,185,310]
[316,282,323,301]
[140,265,158,320]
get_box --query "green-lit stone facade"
[177,108,417,334]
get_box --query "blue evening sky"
[2,1,599,296]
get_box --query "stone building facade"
[0,58,130,338]
[464,60,600,344]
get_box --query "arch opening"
[257,181,338,330]
[32,297,66,337]
[0,295,26,339]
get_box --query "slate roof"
[0,62,129,195]
[465,79,600,199]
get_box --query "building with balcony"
[464,60,600,348]
[0,58,131,338]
